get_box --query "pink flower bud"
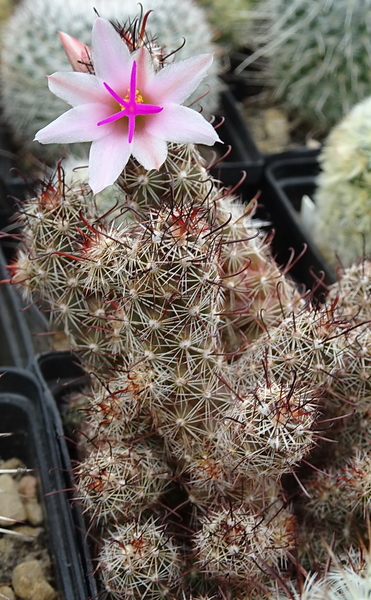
[58,31,90,73]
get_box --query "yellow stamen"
[122,89,144,106]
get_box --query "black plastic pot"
[0,124,29,223]
[32,352,97,596]
[0,245,51,367]
[262,154,336,290]
[0,367,97,600]
[33,350,87,403]
[0,125,15,185]
[0,130,53,363]
[220,57,328,186]
[0,246,35,367]
[214,89,265,186]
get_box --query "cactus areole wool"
[34,17,221,194]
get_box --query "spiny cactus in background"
[275,548,371,600]
[237,0,371,131]
[0,0,222,160]
[8,10,371,600]
[198,0,252,51]
[311,96,371,269]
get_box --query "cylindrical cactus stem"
[9,170,98,338]
[74,438,172,524]
[193,500,295,590]
[74,200,233,459]
[219,378,319,478]
[214,193,303,348]
[99,517,183,600]
[117,143,212,212]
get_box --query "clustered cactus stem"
[7,10,371,600]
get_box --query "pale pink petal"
[132,129,168,170]
[147,54,213,105]
[132,47,155,91]
[91,18,132,89]
[58,31,90,73]
[88,133,131,194]
[35,104,113,144]
[146,104,221,146]
[48,72,106,107]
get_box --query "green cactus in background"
[237,0,371,131]
[0,0,223,159]
[8,9,371,600]
[198,0,253,51]
[312,96,371,269]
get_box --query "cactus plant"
[311,96,371,268]
[0,0,223,160]
[237,0,371,131]
[198,0,253,51]
[275,548,371,600]
[8,10,371,600]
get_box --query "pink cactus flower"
[58,31,91,73]
[35,18,221,194]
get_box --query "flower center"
[97,61,163,143]
[122,90,143,106]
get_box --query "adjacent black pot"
[212,83,335,294]
[262,154,336,289]
[0,124,30,229]
[214,89,265,186]
[0,245,51,367]
[0,246,35,367]
[223,57,324,168]
[32,352,98,596]
[33,350,87,403]
[0,367,97,600]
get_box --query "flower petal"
[88,133,131,194]
[132,129,168,170]
[146,104,221,146]
[48,72,106,107]
[91,17,132,89]
[148,54,213,105]
[132,46,156,92]
[35,104,112,144]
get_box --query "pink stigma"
[97,61,163,143]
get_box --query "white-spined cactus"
[312,96,371,268]
[198,0,253,51]
[8,10,371,600]
[238,0,371,131]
